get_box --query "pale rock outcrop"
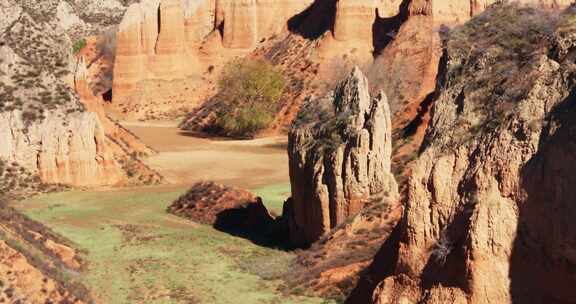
[0,111,123,187]
[75,57,156,157]
[287,67,398,247]
[0,0,157,187]
[183,0,217,43]
[334,0,377,42]
[375,0,404,18]
[221,0,258,48]
[358,5,576,304]
[215,0,313,47]
[153,0,189,79]
[112,0,161,108]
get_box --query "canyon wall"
[111,0,315,119]
[0,0,159,187]
[0,110,123,187]
[287,68,398,247]
[347,5,576,303]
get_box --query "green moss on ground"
[17,186,331,304]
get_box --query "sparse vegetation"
[444,3,561,144]
[0,202,91,303]
[19,188,330,304]
[213,59,285,138]
[72,38,87,54]
[0,158,66,201]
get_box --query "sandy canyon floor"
[11,122,328,304]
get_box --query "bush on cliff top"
[445,3,561,139]
[72,38,87,54]
[214,59,285,138]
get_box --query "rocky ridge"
[0,202,91,303]
[0,0,160,187]
[347,4,576,303]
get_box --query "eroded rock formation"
[0,110,123,187]
[111,0,316,119]
[0,0,159,187]
[287,67,398,247]
[348,5,576,303]
[334,0,378,42]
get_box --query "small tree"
[215,59,285,137]
[72,38,87,54]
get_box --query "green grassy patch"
[17,186,330,304]
[252,183,291,215]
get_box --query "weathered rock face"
[356,5,576,304]
[0,111,123,187]
[287,67,398,247]
[111,0,316,119]
[0,0,159,187]
[409,0,574,25]
[0,0,125,187]
[334,0,377,42]
[368,12,442,179]
[220,0,258,48]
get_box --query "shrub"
[72,38,87,54]
[214,59,285,137]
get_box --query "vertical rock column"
[287,67,398,247]
[112,3,147,107]
[152,0,188,79]
[333,0,378,42]
[112,0,160,106]
[221,0,258,49]
[183,0,217,45]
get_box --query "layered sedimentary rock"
[153,0,198,80]
[74,58,163,185]
[0,110,123,187]
[0,0,159,187]
[349,5,576,304]
[334,0,378,42]
[220,0,258,48]
[111,0,317,119]
[0,0,126,187]
[287,67,398,247]
[369,11,442,179]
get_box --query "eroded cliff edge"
[0,0,161,187]
[349,5,576,303]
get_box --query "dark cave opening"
[102,89,113,102]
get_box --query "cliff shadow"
[287,0,337,40]
[510,95,576,303]
[213,199,293,249]
[372,0,410,57]
[418,203,474,291]
[345,221,402,304]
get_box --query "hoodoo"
[286,67,398,247]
